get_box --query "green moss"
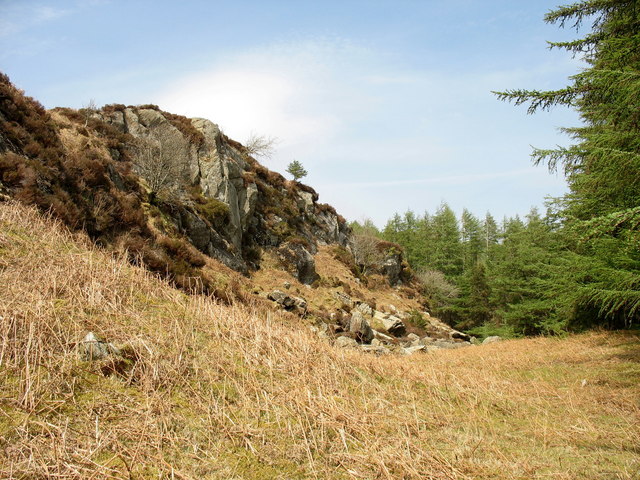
[190,190,229,224]
[270,220,294,239]
[198,198,229,222]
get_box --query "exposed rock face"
[267,290,307,314]
[172,204,247,273]
[355,302,374,317]
[99,106,350,274]
[334,291,354,308]
[372,310,406,337]
[276,242,320,285]
[78,332,120,361]
[381,250,404,286]
[312,210,351,246]
[348,311,374,344]
[451,331,471,342]
[382,315,407,337]
[191,117,257,251]
[335,336,358,348]
[402,345,426,355]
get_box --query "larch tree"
[495,0,640,329]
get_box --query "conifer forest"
[354,0,640,336]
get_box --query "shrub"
[242,171,256,187]
[162,111,205,147]
[406,310,428,329]
[416,269,459,308]
[101,104,126,114]
[287,236,311,249]
[137,104,160,111]
[192,192,229,224]
[0,153,26,186]
[331,245,361,278]
[317,203,337,216]
[158,236,207,268]
[375,240,403,255]
[244,132,278,159]
[242,245,262,264]
[266,170,286,189]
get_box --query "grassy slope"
[1,201,639,480]
[250,246,424,318]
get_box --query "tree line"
[351,205,564,337]
[353,0,640,337]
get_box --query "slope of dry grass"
[1,201,639,479]
[250,246,423,319]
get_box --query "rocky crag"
[0,73,474,353]
[94,104,353,277]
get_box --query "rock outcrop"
[276,241,320,285]
[78,332,120,361]
[98,105,350,274]
[267,290,308,314]
[347,311,375,344]
[483,335,502,345]
[372,311,407,337]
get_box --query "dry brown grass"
[258,245,425,315]
[1,201,639,479]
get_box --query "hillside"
[0,72,474,353]
[2,199,639,479]
[0,72,350,287]
[1,73,640,479]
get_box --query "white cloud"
[154,39,379,172]
[156,68,338,152]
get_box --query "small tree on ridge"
[286,160,307,181]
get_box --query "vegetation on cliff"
[0,73,352,301]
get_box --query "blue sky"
[0,0,584,226]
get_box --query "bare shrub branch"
[131,135,184,200]
[416,269,459,306]
[352,234,384,276]
[244,132,278,159]
[81,99,98,127]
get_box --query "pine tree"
[461,209,483,271]
[482,212,500,262]
[431,202,463,278]
[489,210,563,335]
[286,160,307,181]
[495,0,640,329]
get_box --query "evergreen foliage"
[495,0,640,329]
[286,160,307,181]
[377,1,639,336]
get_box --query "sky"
[0,0,586,227]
